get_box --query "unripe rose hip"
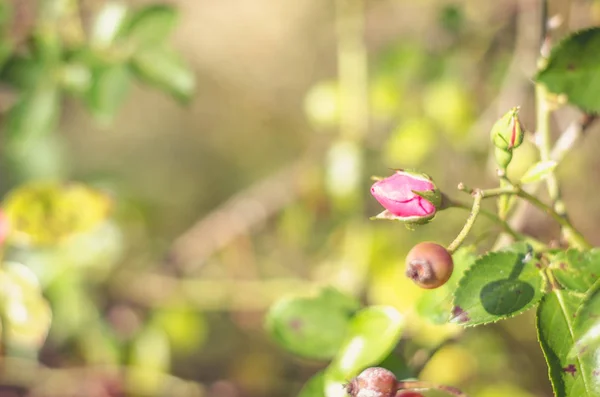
[405,242,454,289]
[345,367,398,397]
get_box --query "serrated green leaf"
[451,249,544,326]
[550,249,600,293]
[536,27,600,112]
[265,287,359,360]
[87,64,131,124]
[416,247,477,324]
[324,306,404,397]
[570,284,600,395]
[520,160,557,184]
[123,5,177,51]
[131,46,195,102]
[298,372,326,397]
[537,291,597,397]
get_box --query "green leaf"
[298,372,326,397]
[124,5,177,51]
[520,160,557,184]
[265,287,360,360]
[537,291,597,397]
[536,27,600,112]
[416,246,477,324]
[324,306,404,397]
[131,46,195,102]
[87,64,131,124]
[5,83,59,144]
[451,249,545,326]
[570,284,600,392]
[550,249,600,293]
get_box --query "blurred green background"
[1,0,600,396]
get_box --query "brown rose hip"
[345,367,398,397]
[405,242,454,289]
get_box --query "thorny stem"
[447,192,482,254]
[447,199,546,251]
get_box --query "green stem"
[448,200,546,250]
[447,192,482,253]
[458,183,591,249]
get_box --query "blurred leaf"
[326,140,362,209]
[304,80,340,128]
[536,27,600,112]
[132,46,195,102]
[507,140,540,181]
[124,5,177,51]
[127,325,171,395]
[438,4,464,34]
[79,322,121,365]
[422,79,474,140]
[59,62,92,94]
[537,291,595,397]
[2,181,112,246]
[298,372,326,397]
[451,248,544,326]
[549,249,600,293]
[91,1,129,48]
[45,274,99,342]
[265,287,359,360]
[520,160,557,184]
[87,64,131,124]
[5,82,59,145]
[326,306,404,388]
[383,118,436,167]
[152,308,207,353]
[417,246,477,324]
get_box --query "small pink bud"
[370,170,441,224]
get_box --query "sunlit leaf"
[325,306,404,397]
[124,5,177,51]
[537,291,596,397]
[91,1,128,48]
[451,248,544,326]
[536,27,600,112]
[549,249,600,293]
[520,160,557,184]
[132,46,195,102]
[86,64,131,124]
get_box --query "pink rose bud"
[370,170,441,224]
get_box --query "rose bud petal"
[370,170,441,224]
[490,107,525,151]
